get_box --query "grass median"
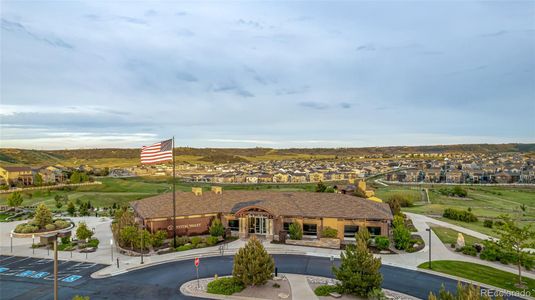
[418,260,535,292]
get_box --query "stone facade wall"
[286,238,341,249]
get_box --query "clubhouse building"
[131,187,393,241]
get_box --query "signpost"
[194,257,200,288]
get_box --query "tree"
[333,225,382,297]
[34,173,43,186]
[492,215,535,287]
[120,225,139,250]
[7,192,23,208]
[34,203,53,228]
[67,201,76,216]
[209,218,225,237]
[289,221,303,240]
[232,236,274,286]
[76,222,93,240]
[315,181,327,193]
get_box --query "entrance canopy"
[234,206,274,218]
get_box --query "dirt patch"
[234,278,292,299]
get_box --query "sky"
[1,1,534,149]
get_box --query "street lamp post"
[53,236,59,300]
[32,234,35,255]
[110,239,114,262]
[425,228,432,269]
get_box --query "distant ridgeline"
[0,143,534,166]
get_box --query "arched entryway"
[234,206,275,239]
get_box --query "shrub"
[443,208,478,222]
[87,238,100,248]
[176,244,194,251]
[314,285,340,296]
[206,236,219,246]
[233,236,274,286]
[387,193,414,207]
[483,219,493,228]
[272,283,280,288]
[15,223,38,233]
[393,226,411,250]
[437,187,467,197]
[45,224,56,231]
[321,227,338,238]
[368,287,386,300]
[152,230,167,248]
[175,236,190,246]
[7,192,24,207]
[54,220,70,229]
[460,245,477,256]
[190,236,202,247]
[197,242,207,248]
[76,222,93,240]
[209,219,225,237]
[375,236,390,251]
[207,277,244,295]
[288,222,303,240]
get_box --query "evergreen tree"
[67,201,76,216]
[34,203,53,229]
[7,192,23,208]
[428,283,502,300]
[209,218,225,237]
[232,236,274,286]
[333,226,382,297]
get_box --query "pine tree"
[67,201,76,216]
[232,236,275,286]
[334,227,382,297]
[34,203,53,229]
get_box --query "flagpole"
[172,136,177,248]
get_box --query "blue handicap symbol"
[30,272,49,279]
[16,270,36,277]
[0,267,9,273]
[62,275,82,282]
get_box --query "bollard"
[275,267,278,277]
[116,258,120,268]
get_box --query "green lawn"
[0,177,320,211]
[430,225,484,246]
[373,186,422,203]
[418,260,534,292]
[377,184,535,236]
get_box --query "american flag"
[140,139,173,164]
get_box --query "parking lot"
[0,255,107,299]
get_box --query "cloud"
[276,86,309,95]
[356,44,376,51]
[444,65,488,76]
[1,18,73,49]
[237,19,263,29]
[83,14,147,25]
[340,102,352,109]
[176,29,195,37]
[175,72,198,82]
[211,82,254,97]
[298,101,329,110]
[144,9,157,17]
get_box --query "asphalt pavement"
[0,254,522,300]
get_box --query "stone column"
[266,218,274,240]
[239,217,248,239]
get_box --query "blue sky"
[1,1,534,149]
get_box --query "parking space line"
[1,257,31,267]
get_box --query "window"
[344,225,358,238]
[283,222,292,231]
[228,220,239,231]
[367,226,381,236]
[303,223,317,236]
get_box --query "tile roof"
[131,190,393,221]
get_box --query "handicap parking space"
[0,255,107,285]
